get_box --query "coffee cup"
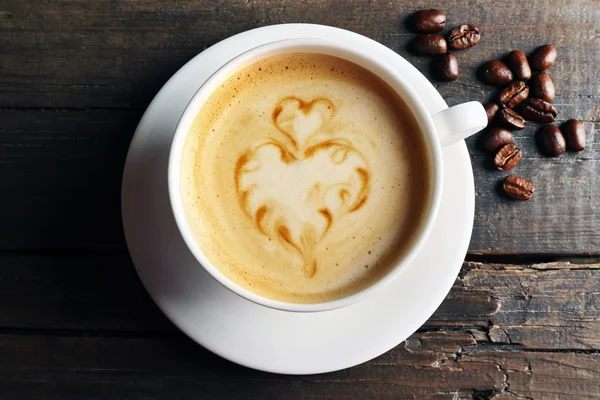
[168,38,486,312]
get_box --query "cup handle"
[431,101,488,147]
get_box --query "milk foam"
[181,53,431,303]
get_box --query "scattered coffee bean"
[447,24,481,50]
[480,60,513,86]
[529,44,557,71]
[403,18,581,203]
[497,107,526,130]
[410,9,446,33]
[434,53,459,81]
[409,33,447,56]
[484,127,513,151]
[494,143,522,171]
[498,81,529,108]
[521,98,557,123]
[540,124,566,156]
[529,72,555,102]
[483,102,500,123]
[503,175,534,200]
[506,50,531,81]
[562,119,586,151]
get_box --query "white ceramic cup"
[168,38,487,313]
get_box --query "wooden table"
[1,1,599,398]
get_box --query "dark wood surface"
[1,1,599,399]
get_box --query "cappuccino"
[180,53,431,303]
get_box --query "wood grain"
[0,254,171,332]
[427,261,600,350]
[0,0,598,253]
[2,330,599,399]
[3,255,600,352]
[1,1,600,398]
[1,0,598,109]
[3,110,596,253]
[0,110,138,250]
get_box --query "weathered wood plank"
[1,0,598,109]
[0,0,600,111]
[0,110,138,250]
[0,111,598,253]
[0,254,171,332]
[462,350,600,399]
[1,331,599,399]
[467,122,600,255]
[427,261,600,350]
[1,1,599,398]
[1,1,599,253]
[1,1,598,109]
[2,255,600,353]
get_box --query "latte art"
[181,53,431,303]
[235,97,370,278]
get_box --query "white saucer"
[122,24,474,375]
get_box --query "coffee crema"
[180,53,431,303]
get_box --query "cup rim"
[167,38,444,313]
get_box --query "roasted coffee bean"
[497,107,526,130]
[529,44,557,71]
[494,143,522,171]
[506,50,531,81]
[529,72,555,102]
[434,53,458,81]
[540,124,566,156]
[562,119,586,151]
[447,25,481,50]
[480,60,513,86]
[409,9,446,33]
[483,102,500,123]
[484,127,513,151]
[503,175,534,200]
[410,34,447,56]
[498,81,529,108]
[521,98,557,123]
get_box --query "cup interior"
[168,38,444,312]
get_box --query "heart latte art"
[181,53,431,303]
[235,97,370,278]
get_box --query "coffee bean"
[498,81,529,108]
[409,9,446,33]
[529,72,555,102]
[503,175,534,200]
[483,102,500,123]
[521,98,557,123]
[529,44,557,71]
[410,34,447,56]
[562,119,586,151]
[494,143,522,171]
[480,60,513,86]
[484,127,513,151]
[506,50,531,81]
[447,25,481,50]
[497,107,526,130]
[540,124,566,156]
[434,53,458,81]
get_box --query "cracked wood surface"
[1,0,600,399]
[7,331,599,399]
[2,257,600,398]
